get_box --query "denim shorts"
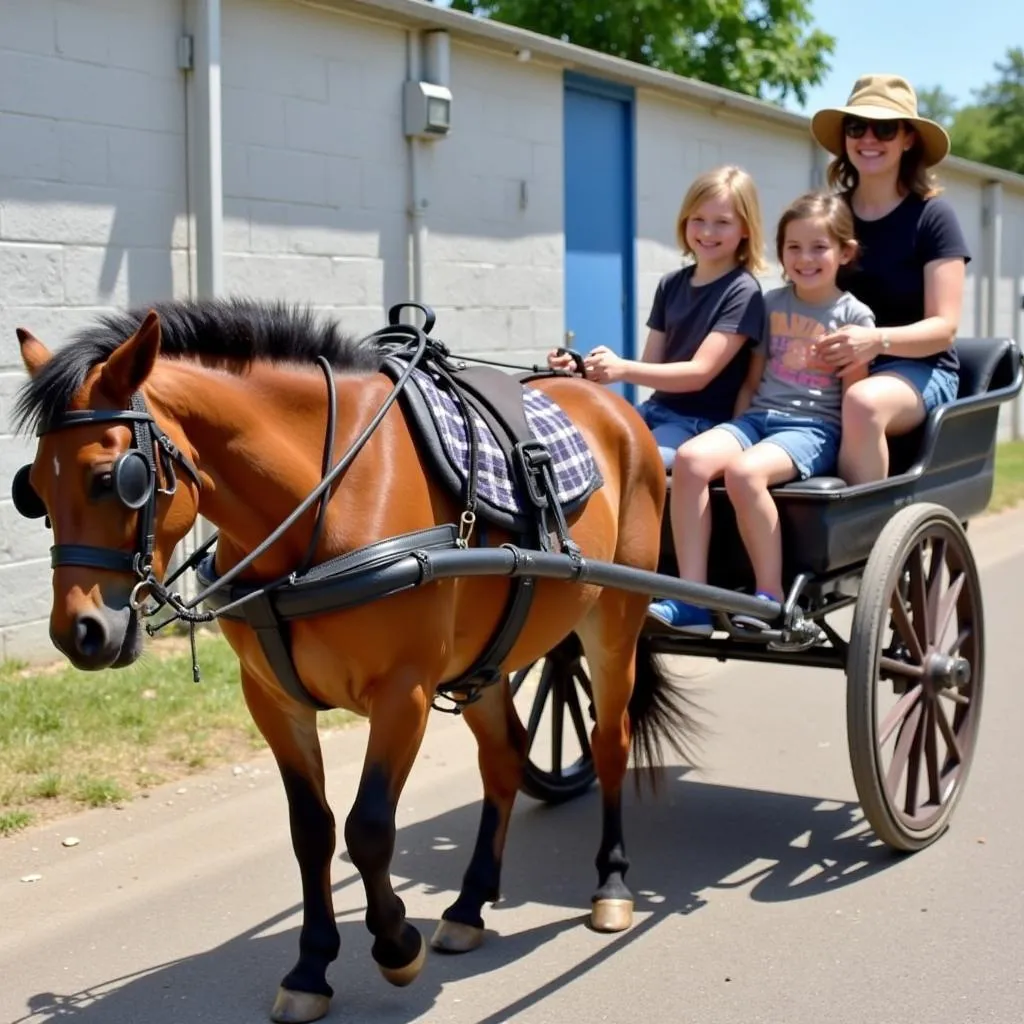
[870,359,959,413]
[717,409,841,480]
[636,400,717,470]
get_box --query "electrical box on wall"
[403,80,452,138]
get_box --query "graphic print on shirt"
[767,309,836,395]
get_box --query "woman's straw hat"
[810,73,951,167]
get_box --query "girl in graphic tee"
[649,193,874,639]
[809,74,971,483]
[549,165,766,468]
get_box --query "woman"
[811,73,971,484]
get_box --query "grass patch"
[0,809,34,837]
[0,630,357,832]
[991,440,1024,513]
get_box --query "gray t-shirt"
[749,285,875,427]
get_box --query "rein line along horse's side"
[10,298,695,1024]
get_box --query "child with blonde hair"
[550,165,767,467]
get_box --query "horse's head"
[12,311,202,670]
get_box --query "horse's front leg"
[344,676,431,986]
[240,669,339,1024]
[432,676,526,953]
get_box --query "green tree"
[973,47,1024,174]
[444,0,835,105]
[948,105,998,165]
[916,85,958,128]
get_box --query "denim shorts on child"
[717,409,841,480]
[869,359,959,413]
[636,400,717,469]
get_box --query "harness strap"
[241,593,333,712]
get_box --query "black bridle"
[11,392,203,609]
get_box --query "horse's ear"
[17,328,53,377]
[99,310,162,401]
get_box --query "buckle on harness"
[514,441,553,509]
[457,509,477,549]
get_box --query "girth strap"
[241,593,334,712]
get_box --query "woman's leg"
[839,374,925,484]
[723,442,800,600]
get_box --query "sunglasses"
[843,116,903,142]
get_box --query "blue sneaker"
[646,599,713,637]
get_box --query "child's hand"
[547,349,581,374]
[818,325,882,373]
[583,346,627,384]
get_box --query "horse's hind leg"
[240,669,339,1024]
[432,678,526,954]
[344,677,431,986]
[575,590,651,934]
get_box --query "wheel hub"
[924,652,971,688]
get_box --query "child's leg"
[723,442,798,600]
[648,427,747,633]
[671,428,746,584]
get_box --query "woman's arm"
[822,259,967,371]
[584,330,748,391]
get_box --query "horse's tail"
[627,632,705,793]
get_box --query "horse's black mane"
[13,297,383,435]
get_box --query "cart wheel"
[510,633,596,804]
[847,503,984,852]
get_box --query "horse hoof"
[430,919,485,954]
[270,987,330,1024]
[590,898,633,933]
[378,931,426,987]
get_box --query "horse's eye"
[90,471,114,499]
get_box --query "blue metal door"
[563,73,635,400]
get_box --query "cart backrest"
[955,337,1019,399]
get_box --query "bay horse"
[11,300,693,1023]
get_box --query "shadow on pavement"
[14,768,901,1023]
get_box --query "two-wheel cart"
[509,335,1022,852]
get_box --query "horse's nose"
[72,610,111,662]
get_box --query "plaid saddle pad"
[397,364,602,531]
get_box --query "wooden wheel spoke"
[550,674,564,778]
[938,686,970,706]
[946,626,971,657]
[524,662,553,753]
[509,663,535,698]
[879,656,924,680]
[878,683,924,747]
[932,572,966,652]
[924,700,942,806]
[925,536,948,626]
[934,700,965,765]
[567,672,592,751]
[890,590,925,664]
[886,699,924,810]
[907,544,930,650]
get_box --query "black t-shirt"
[645,265,765,420]
[837,194,972,374]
